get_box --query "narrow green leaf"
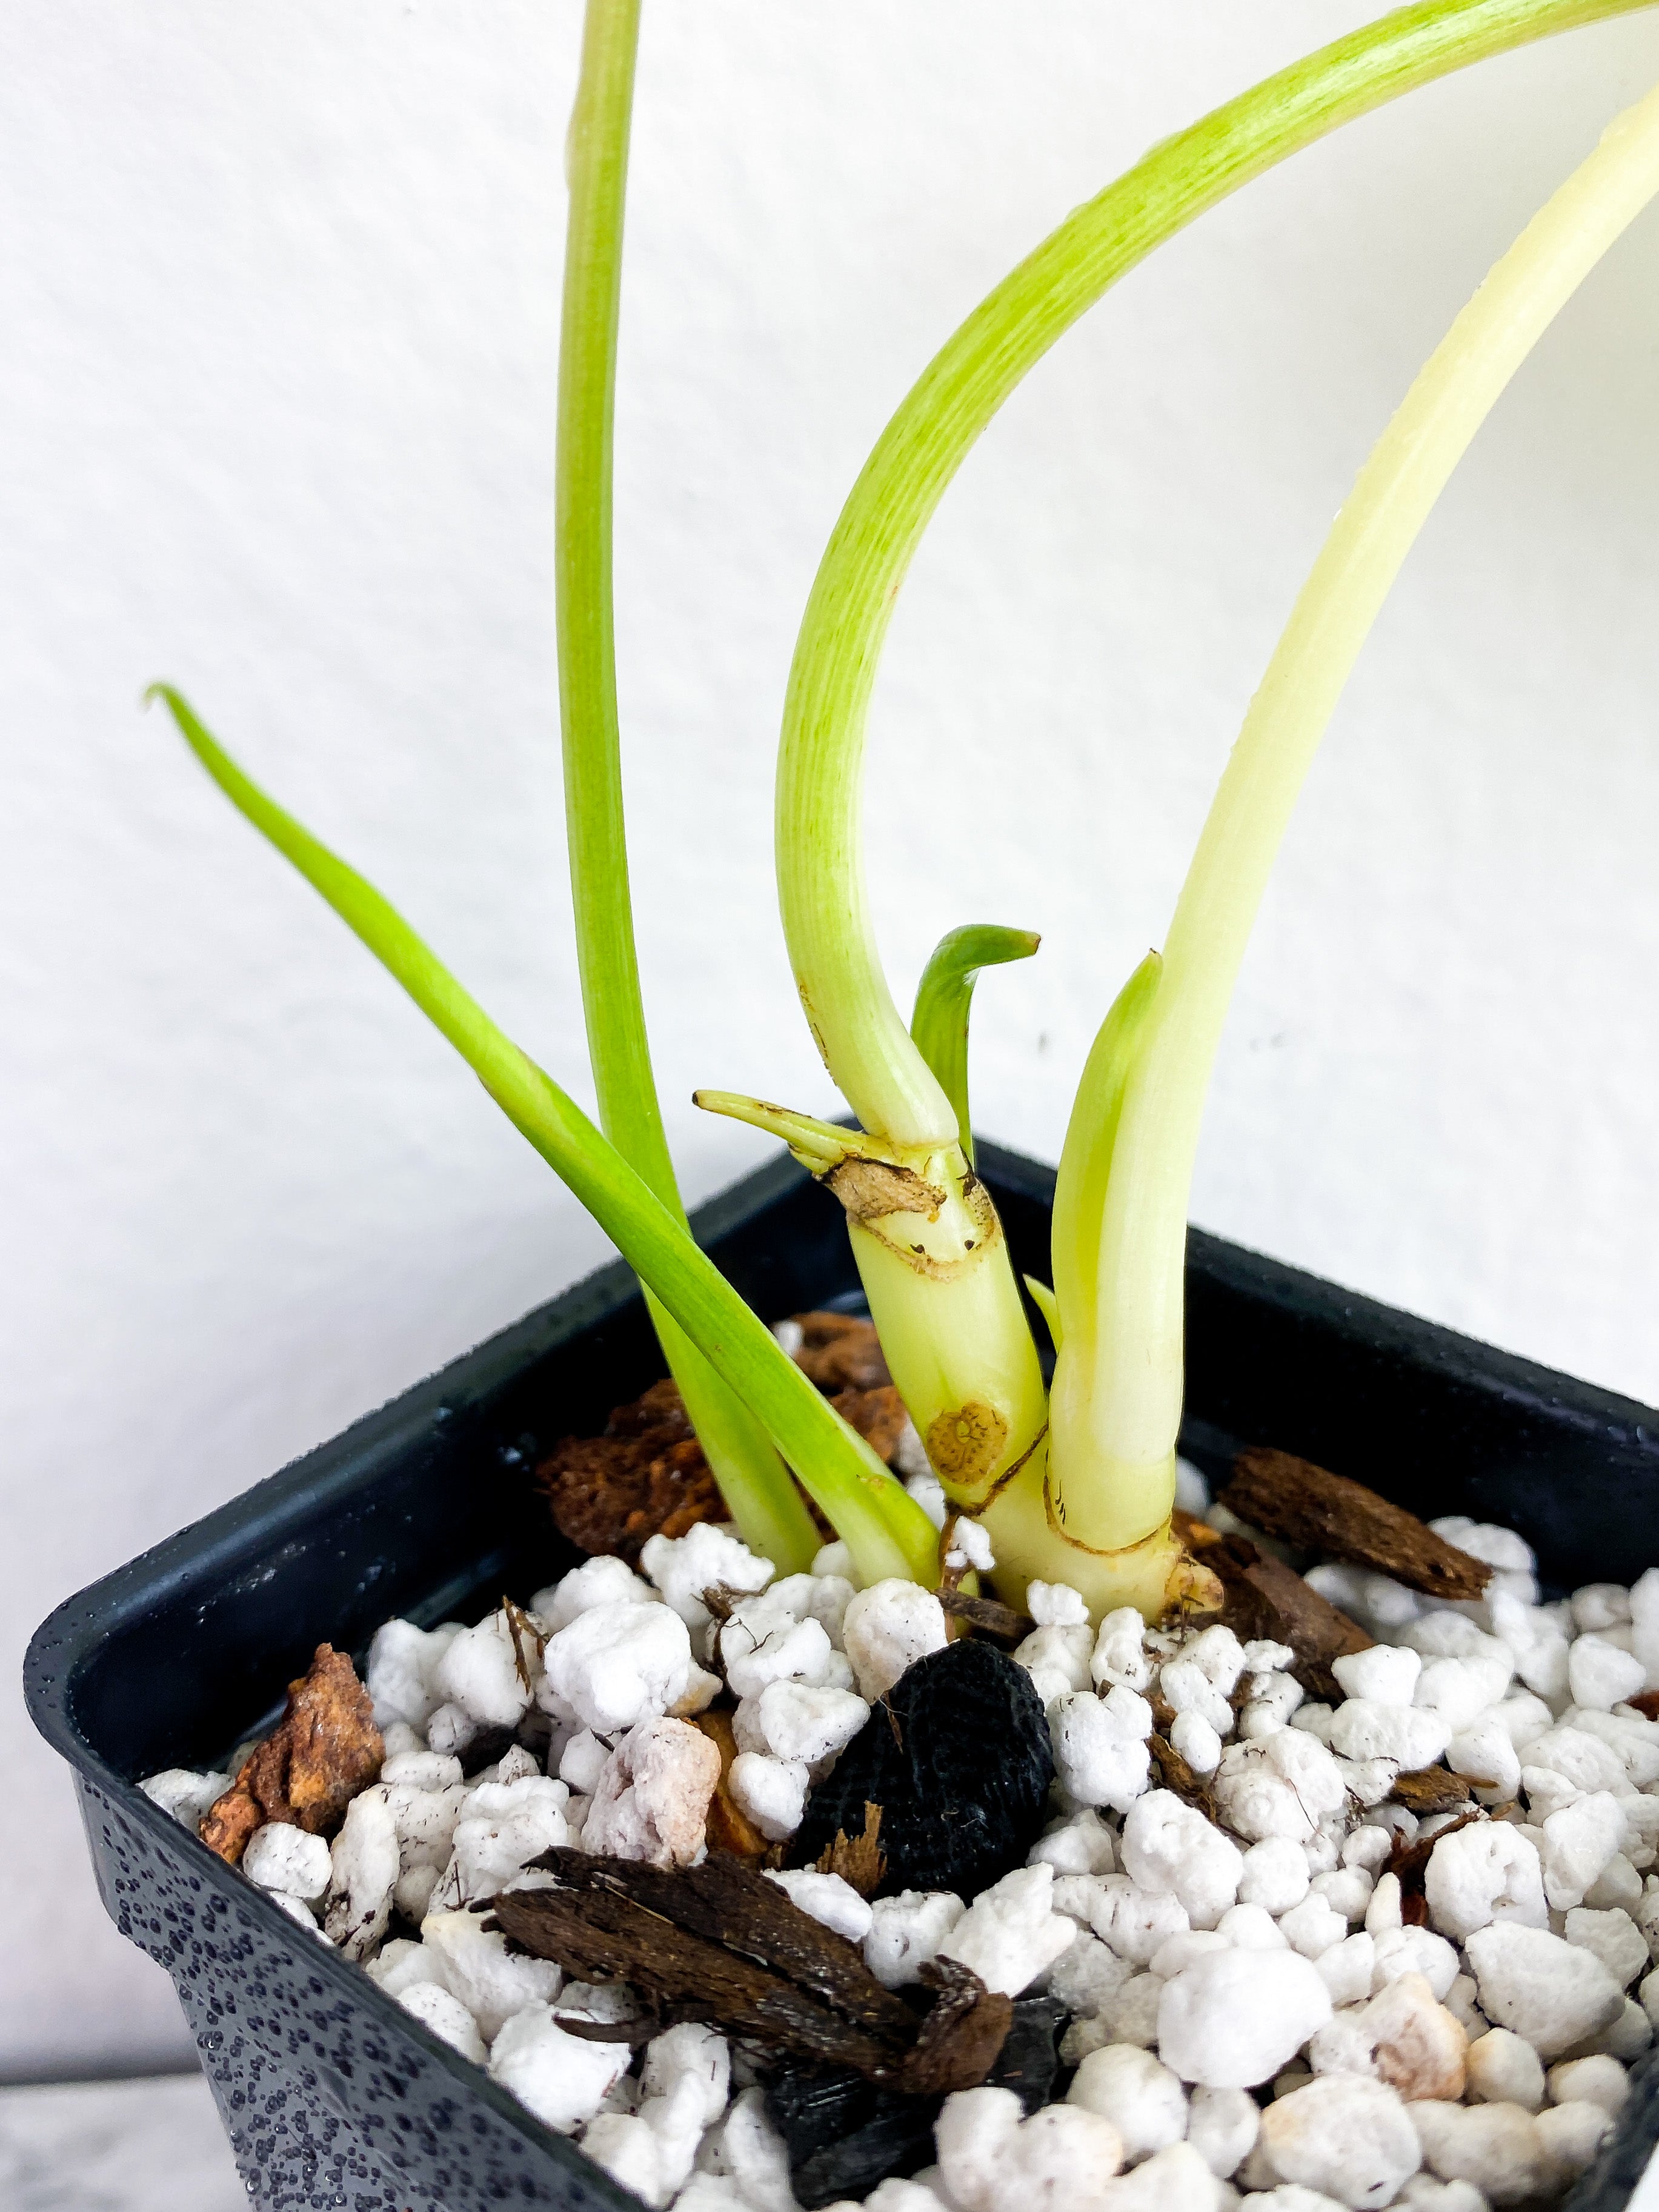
[1050,951,1161,1353]
[1023,1276,1063,1353]
[147,685,939,1588]
[908,925,1040,1165]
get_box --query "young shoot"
[150,0,1659,1631]
[748,0,1659,1619]
[1048,70,1659,1577]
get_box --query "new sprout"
[154,0,1659,1621]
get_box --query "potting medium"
[136,1442,1659,2212]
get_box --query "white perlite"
[142,1515,1659,2211]
[1259,2076,1421,2210]
[1463,1923,1624,2059]
[1157,1947,1333,2086]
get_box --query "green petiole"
[777,0,1658,1152]
[557,0,817,1571]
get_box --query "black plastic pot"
[24,1141,1659,2212]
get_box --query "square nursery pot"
[24,1140,1659,2212]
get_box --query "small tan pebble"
[1465,2028,1544,2112]
[582,1714,720,1868]
[1187,2086,1260,2179]
[1545,2054,1627,2114]
[1535,2100,1614,2187]
[1364,1971,1469,2102]
[1409,2102,1547,2208]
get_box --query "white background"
[5,0,1659,2078]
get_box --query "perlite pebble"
[639,1525,773,1630]
[864,1890,965,1989]
[936,1863,1074,1996]
[1051,1688,1154,1813]
[1258,2075,1421,2211]
[1188,2084,1260,2178]
[840,1581,949,1701]
[365,1619,462,1731]
[242,1820,332,1902]
[420,1909,562,2041]
[1465,2028,1546,2111]
[765,1869,873,1945]
[1547,2053,1628,2112]
[487,2005,632,2133]
[536,1553,655,1631]
[1028,1808,1116,1876]
[1157,1947,1332,2087]
[1536,2101,1614,2188]
[1238,1837,1310,1915]
[1410,2101,1548,2207]
[748,1679,868,1766]
[1423,1822,1546,1940]
[1121,1791,1243,1930]
[1066,2044,1188,2163]
[1093,1608,1155,1693]
[936,2085,1124,2212]
[324,1787,399,1960]
[1563,1904,1649,1989]
[541,1601,692,1734]
[1464,1922,1624,2059]
[1332,1647,1421,1708]
[395,1979,487,2064]
[583,1716,719,1868]
[726,1751,808,1841]
[1086,1876,1191,1964]
[1569,1636,1647,1713]
[432,1610,534,1730]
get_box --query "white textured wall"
[5,0,1659,2077]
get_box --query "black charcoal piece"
[460,1724,520,1776]
[991,1997,1066,2112]
[791,1638,1053,1899]
[763,2065,936,2210]
[762,1997,1069,2207]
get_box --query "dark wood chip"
[790,1313,892,1394]
[936,1590,1034,1647]
[896,1958,1014,2096]
[553,2014,655,2046]
[1221,1447,1492,1601]
[1174,1507,1372,1698]
[534,1332,912,1562]
[1392,1768,1476,1815]
[813,1804,887,1897]
[536,1380,722,1561]
[201,1644,382,1865]
[1628,1690,1659,1723]
[832,1383,909,1465]
[491,1848,977,2085]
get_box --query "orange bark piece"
[201,1643,382,1865]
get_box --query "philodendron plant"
[153,0,1659,1621]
